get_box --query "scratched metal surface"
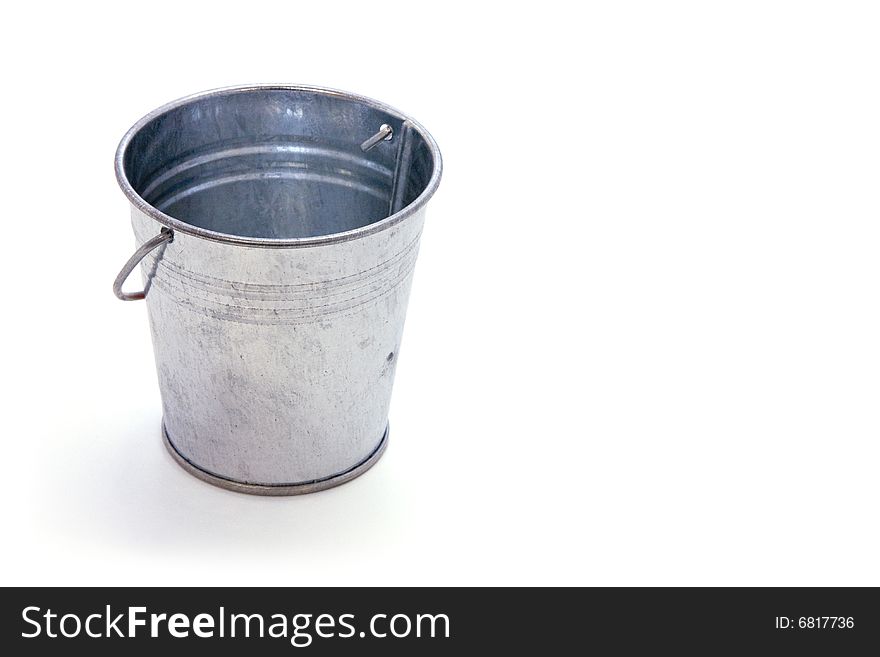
[115,86,441,492]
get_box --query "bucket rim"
[114,84,443,248]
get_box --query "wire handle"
[360,124,393,151]
[113,228,173,301]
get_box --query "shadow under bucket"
[113,85,442,495]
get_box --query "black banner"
[2,588,877,654]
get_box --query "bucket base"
[162,422,389,496]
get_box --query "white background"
[2,1,879,586]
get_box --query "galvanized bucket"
[113,85,441,495]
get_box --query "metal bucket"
[113,85,442,495]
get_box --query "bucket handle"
[113,228,174,301]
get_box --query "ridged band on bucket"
[114,85,441,494]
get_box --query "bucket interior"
[121,89,437,239]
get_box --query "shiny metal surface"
[114,85,441,494]
[162,423,389,496]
